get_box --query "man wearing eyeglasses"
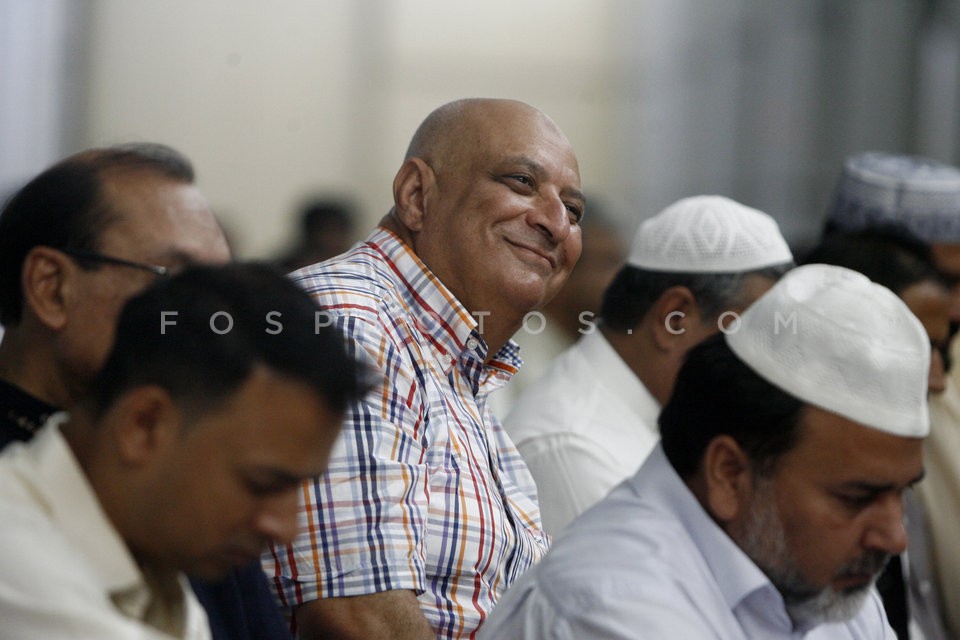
[0,144,294,640]
[0,143,230,448]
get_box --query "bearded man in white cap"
[480,264,929,639]
[505,195,794,533]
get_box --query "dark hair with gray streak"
[0,143,195,325]
[600,263,794,332]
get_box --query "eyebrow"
[839,469,926,493]
[500,156,586,204]
[246,466,311,487]
[153,248,216,268]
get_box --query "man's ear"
[107,386,182,466]
[700,435,752,523]
[650,286,700,350]
[391,157,434,233]
[21,246,73,331]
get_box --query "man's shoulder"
[549,478,693,571]
[0,510,202,639]
[0,500,92,593]
[0,437,45,503]
[505,338,616,442]
[294,244,393,298]
[529,498,710,620]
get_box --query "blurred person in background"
[275,196,358,272]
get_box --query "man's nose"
[861,494,908,556]
[254,493,300,546]
[529,192,574,244]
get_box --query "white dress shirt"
[504,330,660,533]
[479,444,895,640]
[0,417,210,639]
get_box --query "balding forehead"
[404,98,561,162]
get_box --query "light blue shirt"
[480,444,895,640]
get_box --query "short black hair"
[660,334,804,479]
[600,263,793,332]
[300,198,356,235]
[0,143,194,326]
[88,262,369,422]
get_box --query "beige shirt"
[920,366,960,639]
[0,416,210,639]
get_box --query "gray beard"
[737,478,889,627]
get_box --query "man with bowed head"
[506,194,794,534]
[0,144,299,640]
[481,264,931,639]
[265,98,585,639]
[0,263,368,638]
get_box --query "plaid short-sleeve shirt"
[264,227,549,639]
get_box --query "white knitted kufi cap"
[825,151,960,243]
[628,195,794,273]
[726,263,930,438]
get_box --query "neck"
[58,410,94,464]
[601,324,675,406]
[479,316,521,363]
[60,409,133,551]
[0,327,74,408]
[379,215,522,361]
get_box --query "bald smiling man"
[265,99,586,639]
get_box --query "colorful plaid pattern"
[264,227,549,639]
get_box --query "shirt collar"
[30,417,153,606]
[0,378,59,440]
[634,445,793,629]
[369,226,521,375]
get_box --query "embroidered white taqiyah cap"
[627,195,793,273]
[726,263,930,438]
[825,151,960,243]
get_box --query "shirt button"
[466,337,479,350]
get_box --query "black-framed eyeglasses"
[60,249,170,277]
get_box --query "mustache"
[835,551,890,582]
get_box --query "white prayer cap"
[726,263,930,438]
[627,195,793,273]
[825,152,960,243]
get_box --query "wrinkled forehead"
[460,106,580,179]
[97,169,201,215]
[96,173,228,260]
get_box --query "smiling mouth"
[507,240,556,268]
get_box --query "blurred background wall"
[2,0,960,257]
